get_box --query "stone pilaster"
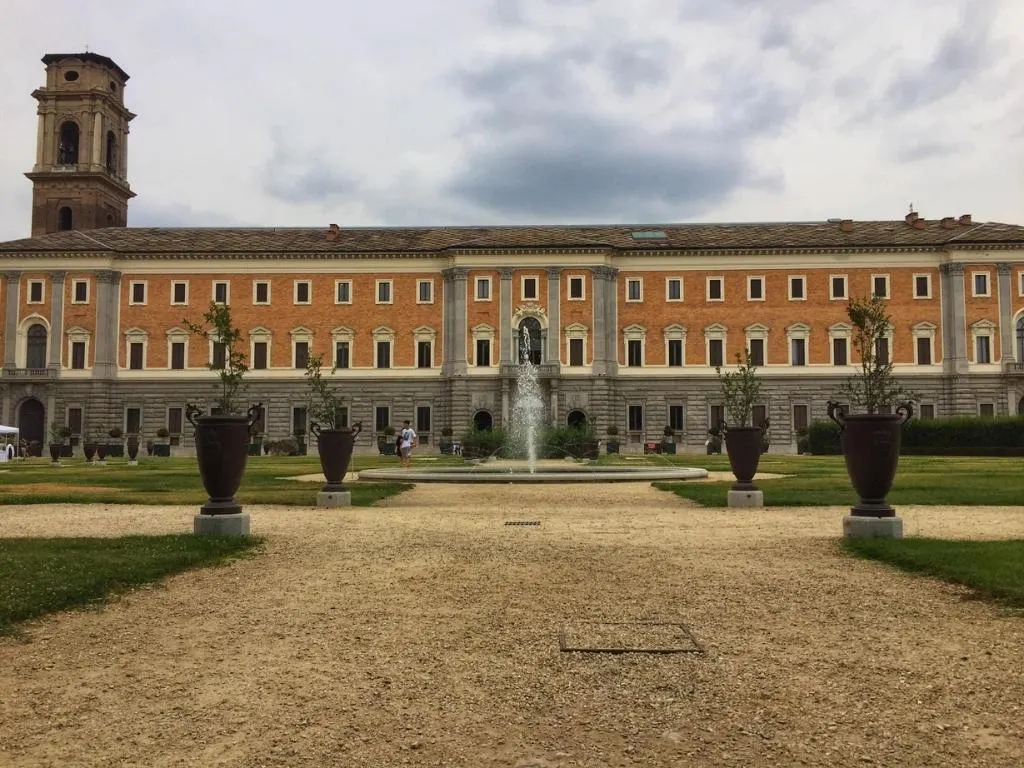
[500,268,514,364]
[48,271,66,370]
[442,267,469,376]
[939,262,967,375]
[592,267,607,374]
[593,266,619,376]
[92,270,121,379]
[4,271,20,370]
[546,267,561,365]
[997,263,1013,362]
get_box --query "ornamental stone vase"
[311,421,363,493]
[188,403,262,515]
[724,425,764,491]
[828,402,912,517]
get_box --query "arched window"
[106,131,117,173]
[1016,317,1024,362]
[473,410,493,431]
[567,410,587,429]
[57,121,79,165]
[58,207,73,231]
[518,317,542,365]
[26,324,47,369]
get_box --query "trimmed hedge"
[808,415,1024,456]
[460,425,599,460]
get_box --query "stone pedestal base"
[317,491,351,508]
[727,489,764,507]
[128,460,138,466]
[194,512,251,536]
[843,515,903,539]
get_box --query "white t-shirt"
[400,427,416,449]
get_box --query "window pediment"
[564,322,589,334]
[744,322,770,333]
[828,322,851,333]
[786,322,810,334]
[970,319,996,331]
[290,325,314,338]
[67,325,91,339]
[249,325,272,339]
[414,325,437,339]
[663,323,687,336]
[704,322,727,334]
[124,326,149,340]
[912,321,937,332]
[372,326,395,340]
[331,325,354,340]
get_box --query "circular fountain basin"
[358,463,708,484]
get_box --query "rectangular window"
[979,403,995,418]
[522,276,538,300]
[376,280,392,304]
[254,281,270,304]
[476,277,491,301]
[212,341,226,370]
[748,338,765,366]
[71,341,86,369]
[916,337,932,365]
[476,338,491,367]
[213,281,229,305]
[789,276,805,300]
[335,280,351,304]
[376,340,391,368]
[791,338,806,366]
[375,405,390,431]
[569,338,584,366]
[335,341,350,369]
[919,404,935,420]
[294,341,309,369]
[72,279,88,303]
[28,280,44,303]
[747,277,764,301]
[170,342,185,370]
[976,335,991,364]
[667,339,683,367]
[252,341,268,370]
[666,278,682,302]
[627,339,643,367]
[418,280,433,303]
[707,277,723,301]
[708,339,723,367]
[628,404,644,432]
[973,272,990,297]
[830,275,847,300]
[669,404,685,431]
[129,342,144,370]
[333,406,349,429]
[710,404,725,432]
[833,337,848,366]
[130,281,146,305]
[172,281,188,305]
[67,407,83,437]
[914,274,931,299]
[875,337,890,365]
[626,278,643,302]
[417,340,432,368]
[872,274,890,298]
[416,405,431,434]
[568,276,585,300]
[167,407,183,444]
[752,404,767,427]
[292,406,308,436]
[793,404,808,432]
[125,407,142,435]
[294,281,311,304]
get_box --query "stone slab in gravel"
[1,484,1024,767]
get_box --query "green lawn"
[842,537,1024,608]
[0,454,416,506]
[0,534,262,635]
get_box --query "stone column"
[939,262,967,375]
[442,268,469,376]
[92,112,103,166]
[500,268,514,364]
[442,270,454,372]
[501,379,510,425]
[604,267,619,375]
[48,272,66,370]
[42,111,55,166]
[93,270,121,379]
[592,267,607,375]
[549,378,559,426]
[4,271,20,370]
[997,263,1013,362]
[546,267,561,365]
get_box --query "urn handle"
[896,402,914,424]
[827,401,846,431]
[247,403,263,428]
[185,403,203,428]
[309,421,322,440]
[351,421,363,438]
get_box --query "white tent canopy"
[0,425,18,436]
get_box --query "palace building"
[2,52,1024,453]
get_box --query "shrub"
[807,420,841,454]
[461,427,508,459]
[808,415,1024,455]
[108,427,123,439]
[542,425,598,459]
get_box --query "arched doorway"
[473,410,493,431]
[517,317,542,365]
[1018,396,1024,415]
[567,409,587,429]
[18,398,44,456]
[26,323,48,369]
[1017,316,1024,362]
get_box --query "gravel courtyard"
[2,483,1024,767]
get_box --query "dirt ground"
[2,484,1024,767]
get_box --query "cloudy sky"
[1,0,1022,241]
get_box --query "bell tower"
[25,53,136,236]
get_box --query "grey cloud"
[892,141,959,163]
[604,43,672,95]
[130,199,251,228]
[262,129,358,205]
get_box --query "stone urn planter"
[96,443,107,463]
[724,425,764,492]
[84,441,97,462]
[828,402,912,519]
[126,435,139,464]
[48,443,62,463]
[187,403,263,516]
[311,421,363,493]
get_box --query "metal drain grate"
[504,520,541,526]
[559,621,703,654]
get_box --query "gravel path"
[2,485,1024,767]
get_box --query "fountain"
[511,324,544,473]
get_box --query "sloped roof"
[0,219,1022,256]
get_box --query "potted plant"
[439,426,454,455]
[154,427,171,457]
[126,432,140,463]
[83,432,98,463]
[379,424,397,455]
[662,425,677,455]
[248,425,263,457]
[184,302,262,521]
[107,426,125,458]
[95,430,108,463]
[47,420,64,464]
[717,350,764,494]
[606,425,620,454]
[828,295,915,524]
[305,351,363,496]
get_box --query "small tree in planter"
[716,350,764,504]
[305,351,362,502]
[154,427,171,457]
[47,420,65,464]
[379,425,397,455]
[83,431,98,463]
[828,295,915,538]
[439,427,454,455]
[662,425,677,455]
[107,426,124,458]
[606,425,620,454]
[126,431,140,464]
[184,302,262,533]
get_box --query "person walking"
[399,420,417,469]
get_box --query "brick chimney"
[959,214,972,226]
[912,217,926,230]
[326,223,340,241]
[940,216,957,229]
[905,211,919,225]
[839,219,854,232]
